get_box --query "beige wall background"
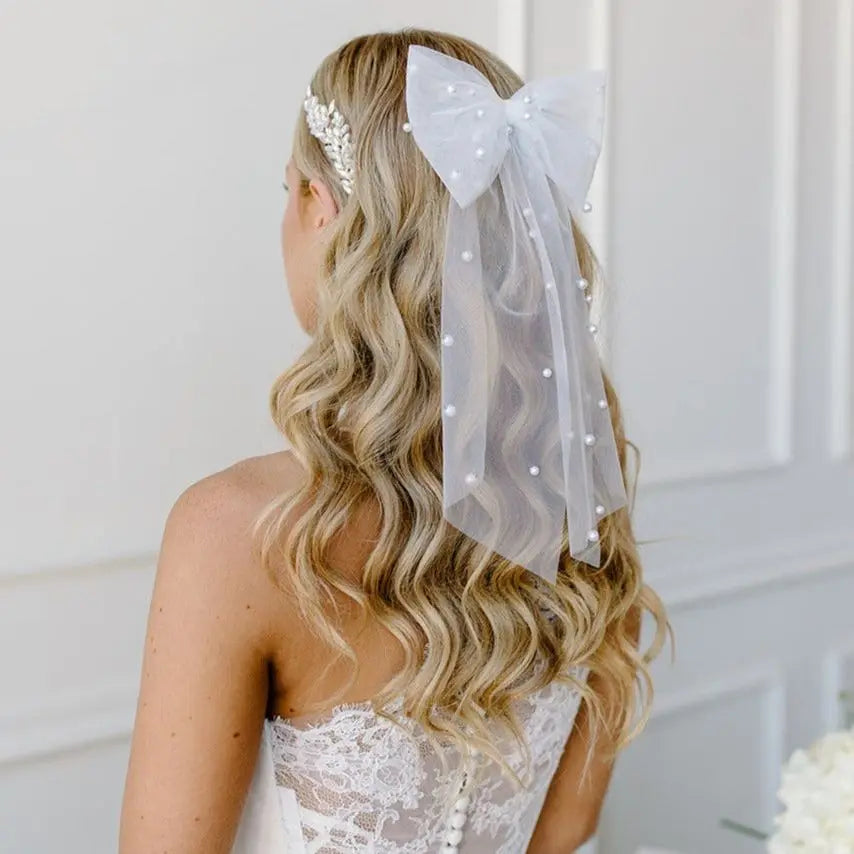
[1,1,853,852]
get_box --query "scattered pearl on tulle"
[506,125,514,135]
[542,367,553,378]
[583,201,593,212]
[450,169,461,180]
[576,277,589,290]
[523,94,533,103]
[442,333,454,346]
[474,146,485,159]
[523,112,532,120]
[588,323,598,334]
[597,398,608,409]
[402,121,412,132]
[522,206,533,216]
[476,108,485,118]
[444,404,457,417]
[528,228,536,238]
[544,280,554,290]
[587,529,600,544]
[461,250,473,262]
[585,293,593,304]
[447,84,456,94]
[464,472,477,485]
[584,433,596,446]
[595,504,606,516]
[529,465,540,476]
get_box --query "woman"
[119,27,668,854]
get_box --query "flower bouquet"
[722,692,854,851]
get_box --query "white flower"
[767,726,854,853]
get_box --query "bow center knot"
[504,96,532,128]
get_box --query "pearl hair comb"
[302,86,355,195]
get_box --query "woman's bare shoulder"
[169,449,308,635]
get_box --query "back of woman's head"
[257,27,669,784]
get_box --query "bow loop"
[406,45,607,213]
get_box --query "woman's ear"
[307,178,339,229]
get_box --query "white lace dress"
[230,668,587,854]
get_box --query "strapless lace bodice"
[231,668,587,854]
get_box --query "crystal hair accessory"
[303,86,355,195]
[405,44,627,582]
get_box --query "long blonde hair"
[255,27,669,784]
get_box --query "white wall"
[0,1,852,853]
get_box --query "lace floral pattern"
[266,666,588,853]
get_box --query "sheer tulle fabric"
[405,44,627,581]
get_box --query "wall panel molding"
[649,664,787,826]
[497,0,529,76]
[651,530,854,611]
[830,0,854,459]
[0,683,137,766]
[767,0,801,466]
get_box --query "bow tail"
[502,149,628,570]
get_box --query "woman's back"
[233,450,590,853]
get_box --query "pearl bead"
[587,529,600,544]
[584,433,596,446]
[529,465,540,476]
[444,404,457,417]
[506,125,513,135]
[523,111,531,120]
[474,147,485,159]
[522,206,533,216]
[464,472,477,485]
[523,94,532,103]
[461,250,473,262]
[583,201,593,212]
[544,280,554,290]
[595,504,606,516]
[446,829,463,846]
[454,796,471,811]
[528,228,536,238]
[447,84,456,94]
[542,367,553,378]
[476,108,485,118]
[576,277,589,290]
[402,121,412,132]
[598,398,608,409]
[442,334,454,346]
[449,812,467,829]
[585,293,593,303]
[450,169,461,180]
[588,323,598,334]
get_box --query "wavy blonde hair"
[254,27,670,785]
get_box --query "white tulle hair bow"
[404,44,627,583]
